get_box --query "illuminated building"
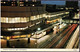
[1,0,47,36]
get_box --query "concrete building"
[1,0,47,36]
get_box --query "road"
[1,24,78,48]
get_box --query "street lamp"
[37,28,41,31]
[6,36,10,48]
[27,34,31,43]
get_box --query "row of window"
[1,0,37,2]
[47,12,69,18]
[3,26,28,31]
[1,0,40,6]
[2,21,41,31]
[1,12,69,23]
[65,20,79,23]
[1,14,46,23]
[1,17,29,23]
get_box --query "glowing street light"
[37,28,41,31]
[6,36,10,47]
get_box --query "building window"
[19,2,24,6]
[39,14,43,18]
[1,17,29,23]
[37,15,40,19]
[26,0,28,2]
[11,2,16,6]
[42,14,46,17]
[30,16,38,20]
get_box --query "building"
[66,1,78,10]
[1,0,47,37]
[1,0,70,39]
[1,0,41,6]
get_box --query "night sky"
[41,1,66,5]
[78,1,80,7]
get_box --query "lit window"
[11,4,14,6]
[30,24,35,27]
[32,0,37,2]
[26,0,28,2]
[1,17,4,23]
[1,17,29,23]
[65,12,69,14]
[39,14,43,18]
[37,15,40,19]
[24,18,27,22]
[6,17,8,23]
[19,2,24,6]
[26,18,29,22]
[48,15,51,18]
[70,20,73,23]
[20,17,25,22]
[66,8,68,10]
[7,27,28,31]
[3,2,6,4]
[8,18,12,23]
[32,4,35,6]
[30,16,34,20]
[36,22,40,25]
[20,4,24,6]
[17,18,21,23]
[43,14,46,17]
[30,16,37,20]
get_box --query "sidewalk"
[1,39,7,48]
[1,24,67,48]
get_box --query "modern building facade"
[1,0,70,38]
[1,0,47,36]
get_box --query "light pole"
[6,36,10,48]
[27,34,31,43]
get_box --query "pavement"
[1,39,7,48]
[1,38,37,48]
[1,24,66,48]
[1,24,78,48]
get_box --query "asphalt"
[1,24,78,48]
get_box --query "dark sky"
[41,1,66,5]
[78,1,80,7]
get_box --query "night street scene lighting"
[1,0,79,48]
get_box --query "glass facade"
[1,17,29,23]
[30,14,46,20]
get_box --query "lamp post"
[27,34,31,43]
[6,36,10,48]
